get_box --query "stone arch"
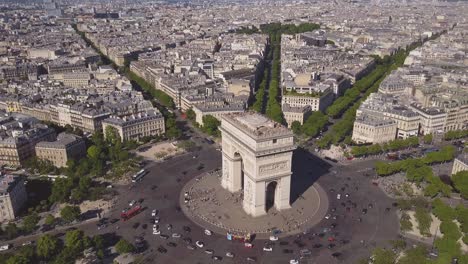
[220,113,296,217]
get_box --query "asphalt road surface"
[5,132,399,264]
[84,137,399,264]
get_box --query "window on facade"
[273,139,277,144]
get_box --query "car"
[279,241,289,246]
[166,224,172,230]
[204,229,212,236]
[263,245,273,252]
[325,214,331,219]
[283,249,293,254]
[290,260,299,264]
[157,246,167,253]
[110,218,119,224]
[172,233,181,238]
[345,193,350,198]
[313,244,322,248]
[331,223,337,229]
[331,207,336,212]
[368,203,373,209]
[269,235,278,241]
[153,224,159,229]
[151,209,158,217]
[246,257,257,262]
[167,242,177,248]
[212,256,222,261]
[129,200,136,206]
[300,249,312,256]
[160,234,169,240]
[327,243,336,249]
[332,252,341,258]
[205,249,214,254]
[244,243,253,248]
[226,252,234,258]
[336,194,341,200]
[183,237,192,244]
[153,229,160,235]
[195,241,204,248]
[183,226,191,232]
[154,217,160,224]
[362,208,368,214]
[21,241,33,246]
[187,245,196,250]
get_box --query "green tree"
[423,134,433,144]
[87,145,102,161]
[397,245,428,264]
[201,115,221,136]
[291,121,302,135]
[115,239,135,254]
[5,222,20,240]
[6,255,29,264]
[432,198,456,222]
[49,177,74,203]
[165,118,182,139]
[44,214,56,226]
[36,234,59,260]
[105,126,121,144]
[415,207,432,236]
[60,205,81,223]
[186,108,196,121]
[22,213,40,233]
[371,247,397,264]
[452,171,468,198]
[65,230,90,255]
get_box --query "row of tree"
[265,34,285,124]
[0,230,114,264]
[444,129,468,141]
[259,22,320,35]
[375,146,456,176]
[315,47,418,148]
[350,137,420,157]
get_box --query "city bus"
[132,169,146,183]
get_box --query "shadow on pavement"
[290,148,332,204]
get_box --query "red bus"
[121,205,142,220]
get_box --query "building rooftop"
[223,112,293,139]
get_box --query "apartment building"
[35,133,87,168]
[0,126,56,167]
[193,103,245,125]
[281,89,334,112]
[451,154,468,176]
[102,109,165,142]
[0,175,27,222]
[352,115,397,144]
[282,104,312,127]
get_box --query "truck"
[121,205,142,221]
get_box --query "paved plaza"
[181,170,329,238]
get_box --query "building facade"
[351,115,398,144]
[35,133,87,168]
[102,109,165,142]
[451,154,468,176]
[0,175,27,222]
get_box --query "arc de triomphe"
[219,112,296,217]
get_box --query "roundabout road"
[91,141,399,264]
